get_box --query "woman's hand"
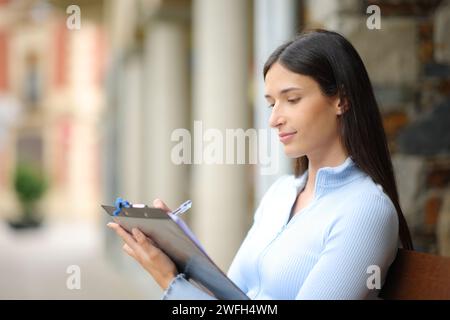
[107,199,178,290]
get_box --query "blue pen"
[171,200,192,217]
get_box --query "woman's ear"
[334,85,349,115]
[335,96,349,115]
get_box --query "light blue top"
[162,157,400,300]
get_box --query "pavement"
[0,220,164,299]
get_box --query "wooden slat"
[379,249,450,300]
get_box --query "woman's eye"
[267,104,274,109]
[287,98,301,104]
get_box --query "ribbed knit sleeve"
[294,193,399,300]
[161,274,217,300]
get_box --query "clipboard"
[102,205,249,300]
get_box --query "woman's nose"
[269,106,286,129]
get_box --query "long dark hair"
[263,29,413,250]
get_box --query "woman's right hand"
[107,198,178,290]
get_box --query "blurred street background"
[0,0,449,299]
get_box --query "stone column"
[191,0,249,270]
[116,55,143,202]
[102,0,143,265]
[103,0,142,205]
[143,6,190,210]
[254,0,297,204]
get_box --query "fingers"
[132,227,149,245]
[107,222,140,253]
[107,222,177,290]
[123,243,136,258]
[153,198,172,213]
[108,223,160,259]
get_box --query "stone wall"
[303,0,450,255]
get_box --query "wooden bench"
[379,248,450,300]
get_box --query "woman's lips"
[278,131,297,143]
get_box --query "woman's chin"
[283,147,305,159]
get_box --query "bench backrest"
[379,249,450,300]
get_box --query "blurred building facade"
[0,0,105,223]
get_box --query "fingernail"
[132,228,139,236]
[107,222,113,227]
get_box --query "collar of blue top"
[293,157,366,197]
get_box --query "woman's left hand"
[107,222,178,290]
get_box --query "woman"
[107,29,414,300]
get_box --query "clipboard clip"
[113,197,131,216]
[113,197,192,217]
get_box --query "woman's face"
[264,62,342,159]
